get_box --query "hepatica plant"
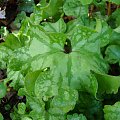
[1,0,120,119]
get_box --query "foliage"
[0,0,120,120]
[104,102,120,120]
[0,81,7,99]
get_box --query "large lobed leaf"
[4,18,109,94]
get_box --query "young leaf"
[18,103,26,115]
[67,113,87,120]
[104,102,120,120]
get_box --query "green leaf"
[21,117,32,120]
[13,11,26,29]
[0,82,7,98]
[67,113,87,120]
[34,70,59,101]
[49,87,78,115]
[18,103,26,115]
[105,45,120,65]
[6,20,109,96]
[42,18,66,33]
[93,71,120,94]
[76,92,103,120]
[5,70,24,90]
[48,114,66,120]
[107,8,120,28]
[18,0,35,13]
[0,113,3,120]
[80,0,93,5]
[104,102,120,120]
[63,0,88,17]
[3,34,21,50]
[25,70,42,96]
[0,26,9,38]
[25,69,78,115]
[32,0,63,22]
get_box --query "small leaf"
[0,82,7,98]
[104,102,120,120]
[18,103,26,115]
[67,113,87,120]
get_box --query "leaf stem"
[107,2,111,16]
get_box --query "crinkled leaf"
[93,71,120,94]
[18,103,26,115]
[25,69,78,115]
[29,110,46,120]
[63,0,88,17]
[49,87,78,115]
[104,102,120,120]
[0,45,11,69]
[34,70,59,101]
[48,114,66,120]
[5,70,24,90]
[67,113,87,120]
[27,95,45,113]
[105,45,120,65]
[13,11,26,29]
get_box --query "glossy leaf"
[93,71,120,94]
[0,82,7,98]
